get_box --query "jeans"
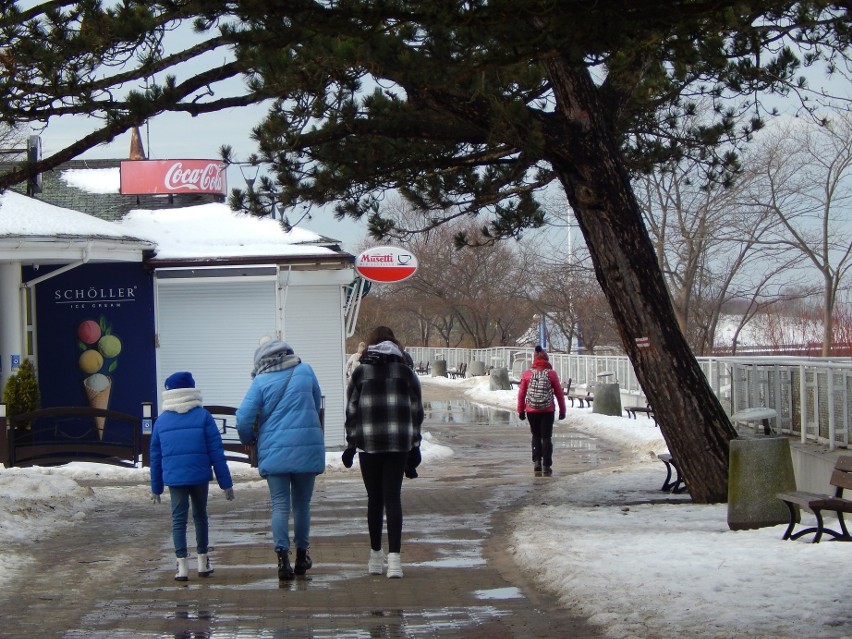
[266,473,316,552]
[169,483,209,558]
[528,411,555,467]
[358,451,408,553]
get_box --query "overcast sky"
[32,103,369,252]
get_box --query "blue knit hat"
[165,371,195,390]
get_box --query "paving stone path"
[0,383,620,638]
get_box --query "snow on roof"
[0,189,148,242]
[59,168,121,194]
[0,187,340,261]
[119,202,337,259]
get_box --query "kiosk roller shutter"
[281,285,346,447]
[155,279,277,409]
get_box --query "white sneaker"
[386,552,403,579]
[175,557,189,581]
[368,549,384,575]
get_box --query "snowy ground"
[1,375,849,639]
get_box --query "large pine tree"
[1,1,849,501]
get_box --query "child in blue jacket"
[150,371,234,581]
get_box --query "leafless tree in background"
[747,115,852,356]
[633,112,809,355]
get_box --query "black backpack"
[526,369,554,409]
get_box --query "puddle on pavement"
[424,400,518,426]
[70,604,515,638]
[473,586,525,600]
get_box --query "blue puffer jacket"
[236,362,325,477]
[150,389,233,495]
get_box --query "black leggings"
[358,451,408,553]
[528,411,555,467]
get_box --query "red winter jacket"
[517,361,566,414]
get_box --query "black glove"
[341,447,356,468]
[405,446,421,479]
[558,411,566,420]
[518,411,526,421]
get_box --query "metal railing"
[405,347,852,451]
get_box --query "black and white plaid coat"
[345,343,423,454]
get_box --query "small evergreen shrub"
[3,359,41,429]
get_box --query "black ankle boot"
[277,549,295,580]
[294,548,312,575]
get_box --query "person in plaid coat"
[344,326,423,579]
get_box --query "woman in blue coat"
[150,371,234,581]
[237,338,325,580]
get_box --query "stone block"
[489,367,511,390]
[592,382,622,417]
[727,436,797,530]
[431,360,447,377]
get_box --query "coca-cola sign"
[120,160,227,195]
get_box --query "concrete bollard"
[727,436,797,530]
[592,382,622,417]
[468,360,486,376]
[432,360,448,377]
[489,367,511,390]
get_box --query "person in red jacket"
[517,348,566,475]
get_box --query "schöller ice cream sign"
[355,246,418,283]
[120,160,227,195]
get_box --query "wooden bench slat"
[829,467,852,491]
[835,456,852,472]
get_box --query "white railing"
[405,347,852,451]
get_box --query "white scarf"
[162,388,203,414]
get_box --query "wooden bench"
[566,392,593,408]
[657,453,687,493]
[625,403,657,426]
[204,405,257,467]
[777,455,852,543]
[448,362,467,379]
[414,361,431,375]
[4,406,142,468]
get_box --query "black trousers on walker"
[527,411,555,467]
[358,451,408,553]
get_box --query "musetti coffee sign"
[120,160,227,195]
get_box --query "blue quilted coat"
[150,403,233,494]
[236,363,326,477]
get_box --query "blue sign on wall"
[25,262,156,443]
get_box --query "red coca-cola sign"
[120,160,227,195]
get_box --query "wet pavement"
[0,385,620,638]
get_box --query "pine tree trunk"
[543,59,738,503]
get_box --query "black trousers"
[358,451,408,553]
[527,411,555,467]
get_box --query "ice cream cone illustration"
[84,373,111,440]
[77,317,122,441]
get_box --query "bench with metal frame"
[777,455,852,543]
[625,403,657,426]
[657,453,687,493]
